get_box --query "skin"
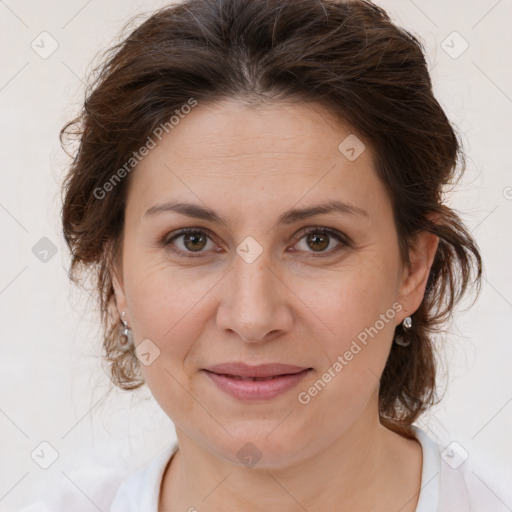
[111,99,439,511]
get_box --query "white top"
[17,427,511,512]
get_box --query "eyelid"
[162,226,215,244]
[293,225,350,243]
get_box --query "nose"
[215,252,293,343]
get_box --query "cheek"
[296,258,398,344]
[122,257,217,377]
[124,266,211,416]
[296,285,398,432]
[294,258,399,401]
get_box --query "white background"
[1,0,511,509]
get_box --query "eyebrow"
[144,199,369,226]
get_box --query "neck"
[159,405,422,512]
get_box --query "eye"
[162,228,218,258]
[291,226,350,257]
[161,226,350,259]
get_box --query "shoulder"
[412,426,512,512]
[18,441,178,512]
[17,465,129,512]
[110,441,178,511]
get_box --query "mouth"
[209,373,300,381]
[202,363,313,400]
[204,362,312,378]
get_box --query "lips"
[218,375,284,381]
[204,362,311,379]
[202,362,312,400]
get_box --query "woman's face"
[112,99,436,467]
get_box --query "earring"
[119,311,134,351]
[394,316,412,346]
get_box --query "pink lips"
[202,362,312,400]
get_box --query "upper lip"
[204,362,311,378]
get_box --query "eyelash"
[161,226,351,259]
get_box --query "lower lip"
[203,369,312,400]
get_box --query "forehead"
[143,99,363,167]
[127,99,391,224]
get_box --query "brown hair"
[60,0,482,434]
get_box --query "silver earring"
[394,316,412,346]
[119,311,134,351]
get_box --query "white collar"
[110,426,444,511]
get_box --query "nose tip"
[216,260,293,343]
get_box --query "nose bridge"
[216,245,291,342]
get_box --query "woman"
[22,0,508,510]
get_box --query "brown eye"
[182,231,208,252]
[306,231,330,252]
[293,227,350,257]
[163,228,216,257]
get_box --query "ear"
[106,240,128,317]
[397,215,440,318]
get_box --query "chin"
[204,426,310,470]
